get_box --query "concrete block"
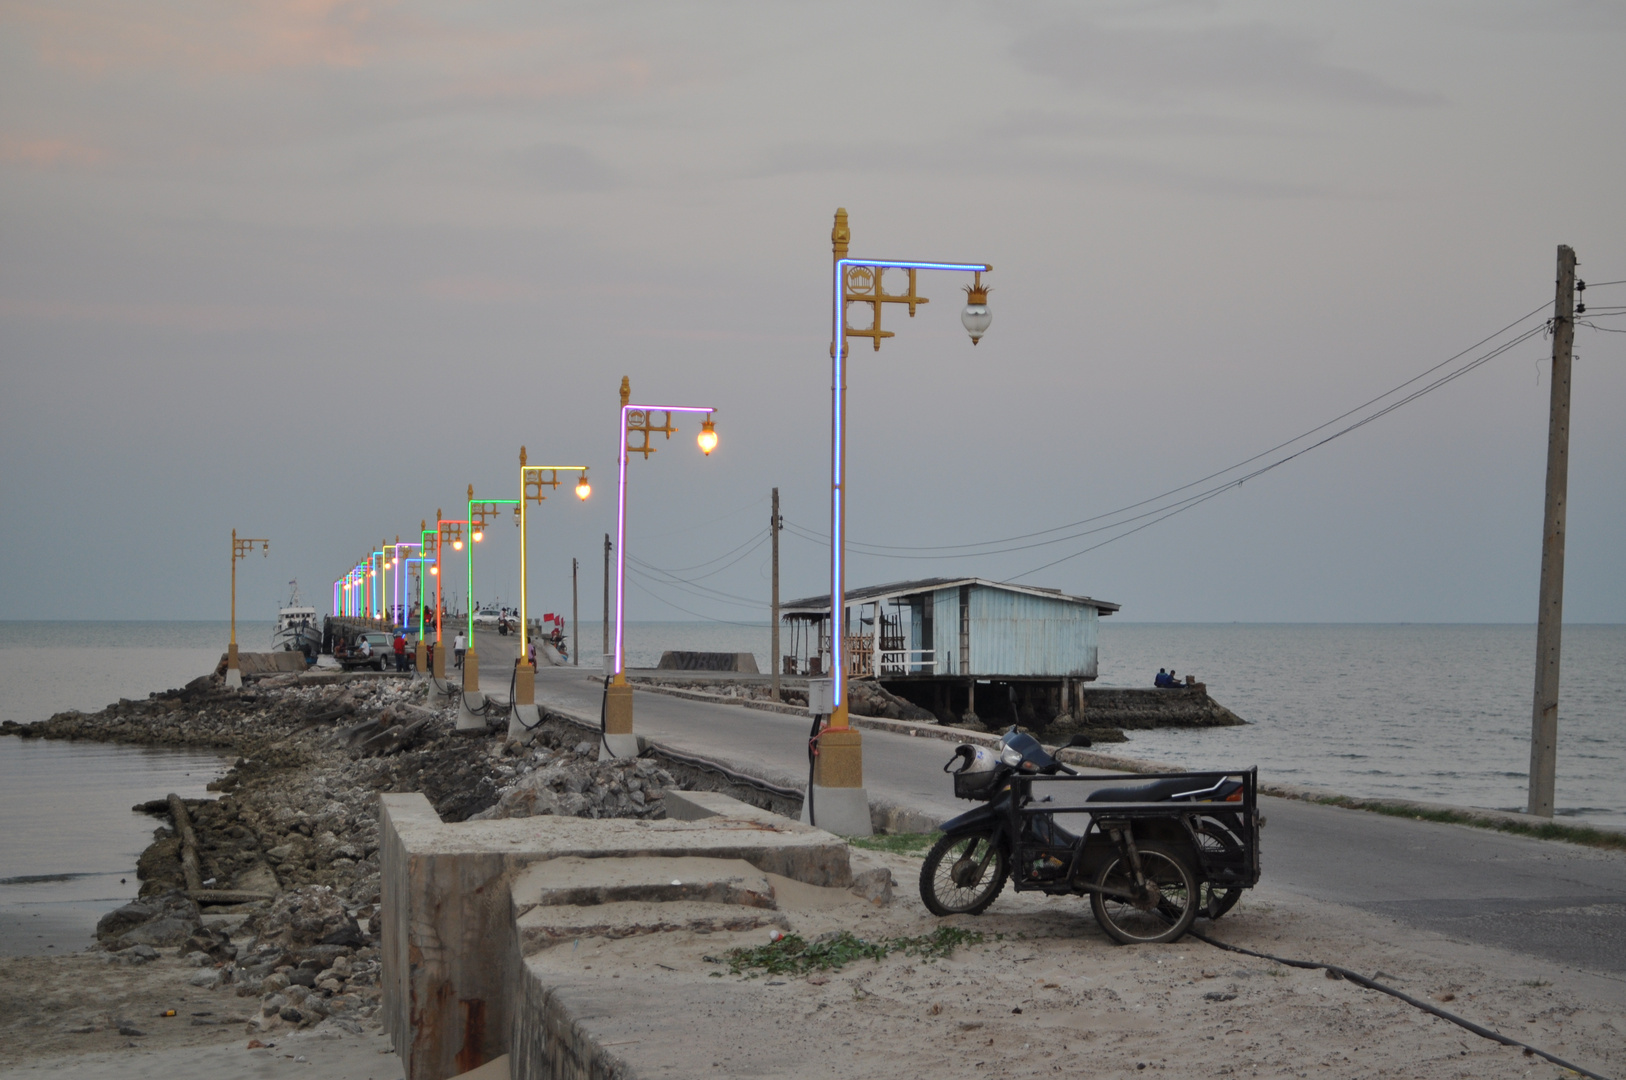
[505,706,541,743]
[596,732,638,760]
[800,784,873,836]
[456,692,487,731]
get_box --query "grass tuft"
[845,832,937,856]
[710,926,986,978]
[1314,797,1626,851]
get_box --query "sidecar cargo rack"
[1012,766,1262,890]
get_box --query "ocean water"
[0,620,1620,956]
[619,620,1624,826]
[0,621,243,956]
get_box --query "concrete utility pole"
[572,557,580,666]
[602,533,611,669]
[770,488,782,700]
[1528,244,1577,819]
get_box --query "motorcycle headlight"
[1000,745,1024,767]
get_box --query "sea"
[1,619,1621,955]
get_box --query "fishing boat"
[272,581,322,656]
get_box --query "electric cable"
[625,563,767,609]
[628,529,769,575]
[784,301,1552,559]
[1189,929,1613,1080]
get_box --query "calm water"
[0,621,240,956]
[0,620,1620,955]
[620,620,1624,826]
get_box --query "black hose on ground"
[805,713,824,828]
[599,675,615,757]
[1189,929,1613,1080]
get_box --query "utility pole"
[770,488,782,700]
[602,533,611,670]
[1528,244,1577,819]
[572,557,579,667]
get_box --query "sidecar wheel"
[1090,842,1198,945]
[1194,819,1244,919]
[920,831,1008,916]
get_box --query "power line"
[1009,321,1549,578]
[783,300,1552,558]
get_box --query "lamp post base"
[507,705,542,743]
[456,692,487,731]
[799,785,872,836]
[224,667,243,690]
[414,639,427,675]
[599,681,636,759]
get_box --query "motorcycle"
[920,727,1261,945]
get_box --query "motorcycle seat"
[1086,777,1210,803]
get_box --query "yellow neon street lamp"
[226,528,269,689]
[512,445,590,730]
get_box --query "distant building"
[780,577,1119,724]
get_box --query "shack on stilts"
[779,577,1119,727]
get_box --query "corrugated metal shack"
[780,577,1119,725]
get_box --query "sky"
[2,0,1623,629]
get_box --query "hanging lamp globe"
[961,278,992,345]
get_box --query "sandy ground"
[0,952,398,1080]
[525,849,1625,1080]
[4,849,1622,1080]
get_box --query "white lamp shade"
[961,302,992,343]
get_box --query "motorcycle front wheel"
[920,831,1008,916]
[1090,842,1199,945]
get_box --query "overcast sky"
[2,0,1623,627]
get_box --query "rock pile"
[4,671,685,1033]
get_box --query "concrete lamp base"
[456,692,488,731]
[800,726,871,835]
[799,785,872,836]
[598,733,640,760]
[507,705,542,743]
[598,681,637,759]
[224,642,242,689]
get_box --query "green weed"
[845,832,937,856]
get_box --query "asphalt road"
[471,640,1626,978]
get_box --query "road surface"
[466,629,1626,978]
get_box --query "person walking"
[393,632,407,672]
[454,631,466,670]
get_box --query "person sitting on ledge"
[1154,668,1171,687]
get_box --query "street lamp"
[513,446,591,733]
[226,528,270,689]
[430,509,468,681]
[460,483,520,729]
[605,375,717,757]
[812,207,993,834]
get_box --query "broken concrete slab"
[516,899,789,952]
[511,855,777,916]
